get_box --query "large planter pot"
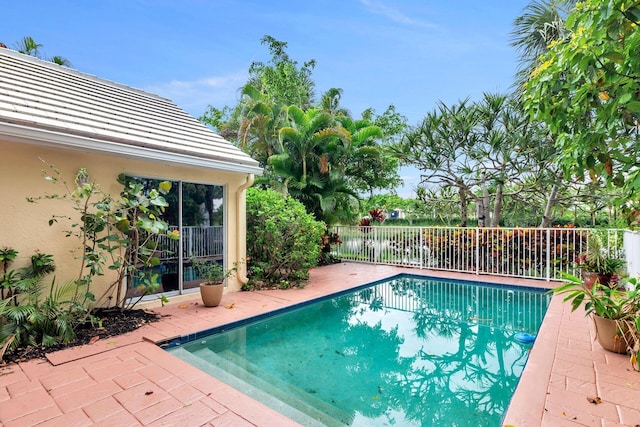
[582,272,613,289]
[199,282,224,307]
[592,315,629,354]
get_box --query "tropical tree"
[236,83,288,166]
[268,105,360,222]
[523,0,640,225]
[200,36,404,223]
[357,106,407,196]
[247,35,316,109]
[510,0,575,92]
[510,0,580,226]
[10,36,71,67]
[395,99,479,226]
[396,92,573,227]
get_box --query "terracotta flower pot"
[199,282,224,307]
[582,272,612,290]
[592,315,629,354]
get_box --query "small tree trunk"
[491,184,503,227]
[476,198,485,227]
[459,186,468,227]
[482,181,491,227]
[540,183,559,227]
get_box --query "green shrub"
[246,188,324,288]
[0,247,86,356]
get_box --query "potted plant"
[190,258,237,307]
[575,234,625,288]
[552,274,640,368]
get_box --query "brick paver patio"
[0,263,638,426]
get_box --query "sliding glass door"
[180,183,224,291]
[124,176,224,300]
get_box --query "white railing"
[155,225,224,260]
[330,226,625,281]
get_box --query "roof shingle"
[0,48,261,174]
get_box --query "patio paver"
[0,263,638,426]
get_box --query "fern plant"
[0,278,80,352]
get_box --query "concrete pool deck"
[0,263,638,426]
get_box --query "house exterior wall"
[0,140,249,304]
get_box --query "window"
[124,176,224,300]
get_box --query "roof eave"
[0,122,264,176]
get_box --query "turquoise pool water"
[167,275,550,426]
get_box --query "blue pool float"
[514,332,536,343]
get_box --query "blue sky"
[3,0,529,196]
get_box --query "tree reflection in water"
[181,276,549,426]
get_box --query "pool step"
[171,346,352,426]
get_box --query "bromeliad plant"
[574,233,625,286]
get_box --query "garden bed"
[1,308,160,365]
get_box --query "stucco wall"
[0,140,250,305]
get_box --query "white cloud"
[359,0,437,29]
[145,71,247,117]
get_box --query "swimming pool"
[167,275,550,426]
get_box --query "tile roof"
[0,48,262,175]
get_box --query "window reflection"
[123,176,224,299]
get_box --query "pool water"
[167,275,550,426]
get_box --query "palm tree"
[320,87,351,117]
[236,83,287,166]
[510,0,575,92]
[335,115,386,196]
[269,106,357,222]
[50,55,72,67]
[276,106,344,188]
[12,36,71,67]
[511,0,576,226]
[14,36,42,57]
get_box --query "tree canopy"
[200,35,407,224]
[523,0,640,224]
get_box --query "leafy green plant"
[553,274,639,320]
[0,247,87,356]
[191,258,238,285]
[0,277,82,352]
[552,273,640,369]
[27,163,179,308]
[246,188,324,288]
[1,248,56,306]
[575,234,625,276]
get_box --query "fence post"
[420,227,424,269]
[546,228,551,281]
[373,227,377,263]
[475,228,480,275]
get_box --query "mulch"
[1,308,160,366]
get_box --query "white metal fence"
[155,225,224,260]
[330,226,625,281]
